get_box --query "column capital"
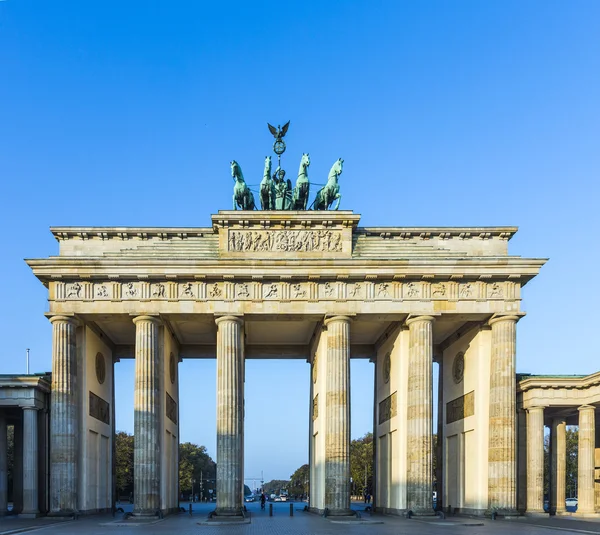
[527,406,546,413]
[132,315,161,326]
[324,315,353,326]
[405,315,435,327]
[215,315,244,327]
[488,314,524,327]
[47,315,78,326]
[578,404,596,412]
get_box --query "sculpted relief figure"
[231,160,256,210]
[313,158,343,210]
[228,229,342,253]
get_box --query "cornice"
[518,371,600,392]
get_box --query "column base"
[574,511,600,517]
[525,510,548,517]
[19,511,41,518]
[48,509,78,517]
[213,507,245,517]
[407,507,435,517]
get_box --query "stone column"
[0,415,7,515]
[49,315,78,514]
[13,419,23,514]
[133,316,161,515]
[487,315,519,515]
[525,406,545,514]
[215,316,244,516]
[577,405,596,515]
[21,407,40,517]
[324,316,352,516]
[550,418,566,515]
[406,315,434,515]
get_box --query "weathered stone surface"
[526,406,544,514]
[215,316,244,516]
[488,315,518,514]
[324,316,352,515]
[577,405,596,515]
[406,315,434,515]
[21,407,39,517]
[0,415,7,515]
[49,315,78,514]
[133,316,161,515]
[550,418,566,515]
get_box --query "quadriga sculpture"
[231,160,256,210]
[291,153,310,210]
[313,158,343,210]
[259,156,275,210]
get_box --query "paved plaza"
[3,503,600,535]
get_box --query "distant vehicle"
[566,498,578,507]
[280,492,288,502]
[270,493,277,500]
[244,494,255,502]
[274,496,282,502]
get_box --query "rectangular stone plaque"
[166,392,178,424]
[312,394,319,421]
[446,391,475,424]
[89,391,110,425]
[378,392,397,424]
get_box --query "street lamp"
[192,479,196,502]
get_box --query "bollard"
[290,503,293,516]
[269,503,273,516]
[189,503,193,516]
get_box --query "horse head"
[298,153,310,177]
[328,158,343,181]
[231,160,244,182]
[263,156,272,180]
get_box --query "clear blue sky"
[1,1,599,481]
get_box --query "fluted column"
[577,405,596,515]
[525,406,545,514]
[550,418,566,515]
[406,315,434,515]
[324,316,351,515]
[133,315,161,515]
[215,316,244,516]
[49,315,78,514]
[487,315,519,515]
[21,407,40,517]
[0,415,7,515]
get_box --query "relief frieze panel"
[54,280,518,303]
[227,229,343,253]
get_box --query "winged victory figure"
[267,120,290,141]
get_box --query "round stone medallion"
[452,352,465,384]
[95,352,106,384]
[383,352,391,384]
[169,352,176,384]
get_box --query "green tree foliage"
[289,463,309,497]
[263,479,290,495]
[543,427,578,500]
[350,432,373,497]
[178,442,216,500]
[115,431,134,497]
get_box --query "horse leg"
[333,194,341,210]
[233,194,238,210]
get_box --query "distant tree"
[350,432,373,498]
[115,431,134,497]
[178,442,216,500]
[566,427,578,498]
[263,479,290,495]
[289,464,309,497]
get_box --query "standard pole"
[26,349,30,374]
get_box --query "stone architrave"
[21,407,40,517]
[49,315,78,514]
[215,316,244,516]
[488,315,519,515]
[133,315,162,515]
[577,405,596,515]
[550,418,567,515]
[406,315,434,515]
[324,316,352,516]
[0,415,7,515]
[525,406,545,514]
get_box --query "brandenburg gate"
[24,209,545,517]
